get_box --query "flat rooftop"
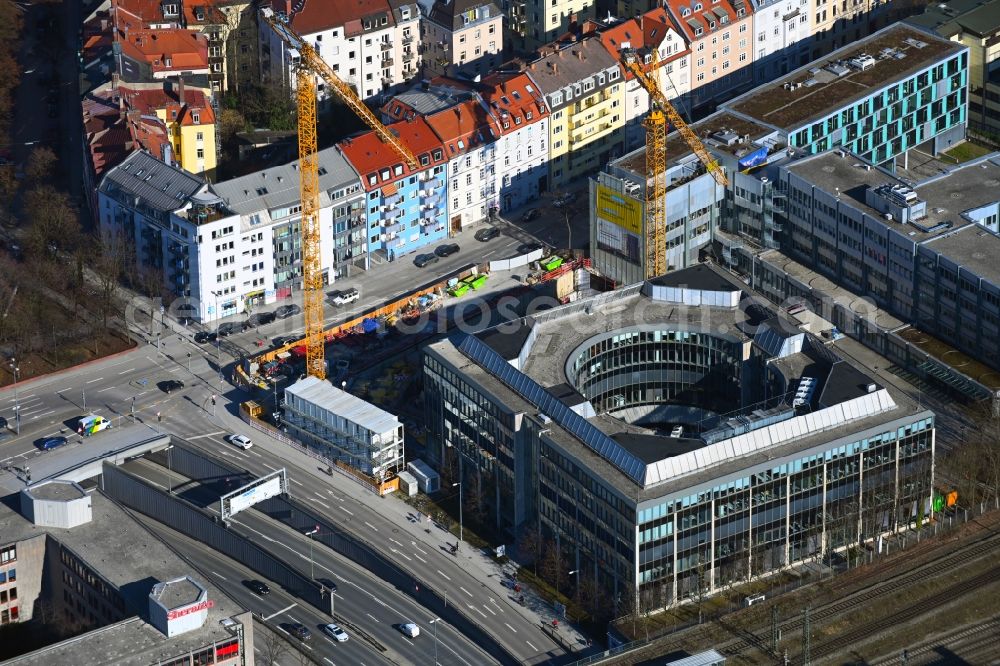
[285,375,400,435]
[925,222,1000,285]
[896,326,1000,390]
[25,480,87,502]
[151,577,203,610]
[784,152,1000,242]
[614,112,774,178]
[0,492,247,666]
[727,24,964,130]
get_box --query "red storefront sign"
[167,599,214,620]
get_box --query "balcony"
[381,56,394,67]
[402,50,414,62]
[382,76,393,86]
[380,41,392,52]
[402,33,414,44]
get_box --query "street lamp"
[9,359,19,435]
[452,481,463,542]
[568,569,580,598]
[429,617,441,665]
[305,525,320,580]
[211,290,223,375]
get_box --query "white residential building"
[749,0,811,83]
[260,0,421,102]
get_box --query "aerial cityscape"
[0,0,997,664]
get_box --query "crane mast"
[621,48,729,279]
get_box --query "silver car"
[322,623,349,642]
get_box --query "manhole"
[822,166,836,173]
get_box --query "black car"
[0,416,7,430]
[274,304,301,319]
[414,254,440,268]
[217,322,241,337]
[520,208,540,222]
[160,379,185,394]
[435,243,460,258]
[275,335,300,347]
[316,577,339,593]
[193,331,217,344]
[288,623,312,641]
[245,580,270,595]
[246,312,276,327]
[518,241,544,254]
[475,227,501,242]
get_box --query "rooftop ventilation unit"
[712,130,740,145]
[825,62,850,77]
[848,54,876,71]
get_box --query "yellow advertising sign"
[596,184,643,235]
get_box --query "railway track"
[868,616,1000,665]
[802,567,1000,663]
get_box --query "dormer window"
[709,20,716,29]
[393,164,403,176]
[737,8,745,15]
[720,15,728,23]
[695,26,703,35]
[420,154,430,166]
[380,169,390,180]
[163,3,178,16]
[682,8,691,16]
[432,149,443,161]
[694,3,702,10]
[192,112,200,123]
[401,8,410,19]
[368,174,377,186]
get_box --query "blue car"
[39,436,67,451]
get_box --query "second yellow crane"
[621,48,729,279]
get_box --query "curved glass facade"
[567,328,743,421]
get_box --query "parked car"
[398,623,420,638]
[288,623,312,641]
[316,577,338,593]
[322,623,349,642]
[413,254,440,268]
[330,288,360,306]
[520,208,540,222]
[0,416,7,429]
[226,434,253,450]
[475,226,501,242]
[38,436,67,451]
[245,580,270,595]
[194,331,217,344]
[334,359,350,377]
[434,243,460,258]
[274,304,301,319]
[246,312,276,327]
[553,194,574,208]
[217,322,240,336]
[518,241,544,254]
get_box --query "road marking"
[437,570,451,581]
[468,604,487,619]
[187,431,227,440]
[489,597,504,613]
[324,659,335,666]
[413,544,428,555]
[313,492,325,500]
[32,409,55,418]
[118,368,136,375]
[483,604,496,616]
[504,622,517,633]
[414,554,427,563]
[211,571,227,580]
[363,521,378,531]
[263,603,297,621]
[85,377,104,384]
[366,613,379,622]
[390,538,404,548]
[250,451,262,458]
[309,498,330,509]
[459,586,473,598]
[390,548,411,562]
[526,640,538,651]
[290,478,303,486]
[262,463,278,471]
[339,506,354,516]
[97,387,115,393]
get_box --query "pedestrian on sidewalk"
[156,411,161,422]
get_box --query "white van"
[398,623,420,638]
[78,414,112,436]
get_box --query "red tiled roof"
[338,116,447,191]
[477,72,550,136]
[597,9,690,78]
[183,1,225,26]
[662,0,749,43]
[423,100,499,158]
[119,28,209,72]
[273,0,396,36]
[123,86,216,125]
[114,0,179,30]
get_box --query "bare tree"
[91,230,133,330]
[258,627,289,666]
[515,521,542,576]
[24,145,57,184]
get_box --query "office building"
[774,150,1000,370]
[724,23,969,167]
[418,0,503,79]
[525,37,626,189]
[907,0,1000,137]
[0,482,252,664]
[423,264,934,611]
[260,0,421,102]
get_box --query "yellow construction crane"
[621,49,729,279]
[260,8,419,379]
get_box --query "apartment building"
[809,0,892,60]
[663,0,755,110]
[260,0,420,102]
[122,81,218,176]
[749,0,811,82]
[908,0,1000,137]
[477,72,551,211]
[117,28,210,81]
[526,38,626,189]
[419,0,503,79]
[724,24,969,167]
[424,265,934,612]
[425,100,503,233]
[505,0,599,53]
[596,10,692,153]
[338,117,450,261]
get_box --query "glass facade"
[788,53,968,165]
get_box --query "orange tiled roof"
[477,72,550,136]
[597,9,690,78]
[663,0,749,43]
[423,100,500,158]
[119,28,209,72]
[338,116,447,190]
[273,0,396,36]
[123,86,215,125]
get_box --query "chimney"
[575,49,583,61]
[177,77,185,105]
[552,62,558,74]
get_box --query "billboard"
[596,184,643,235]
[738,146,769,172]
[229,476,282,514]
